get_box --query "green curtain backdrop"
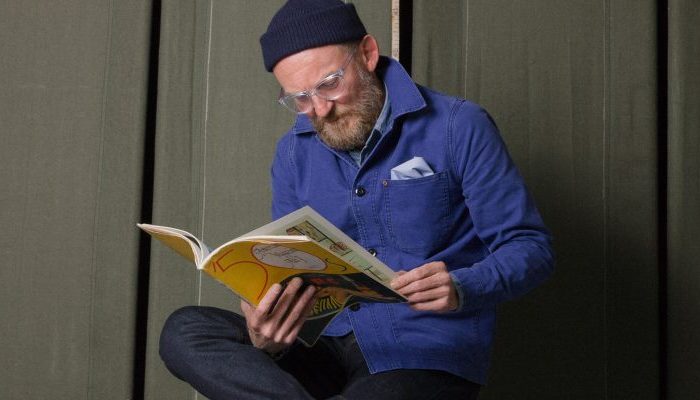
[1,1,699,399]
[142,1,391,398]
[668,1,700,399]
[413,1,658,398]
[0,1,152,399]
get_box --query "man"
[159,1,554,399]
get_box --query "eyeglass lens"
[284,75,345,112]
[279,49,356,114]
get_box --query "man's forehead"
[273,44,348,91]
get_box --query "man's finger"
[390,262,443,290]
[240,299,253,317]
[390,268,429,290]
[275,285,316,342]
[395,271,451,296]
[268,277,305,323]
[246,285,283,332]
[255,283,284,315]
[405,286,451,304]
[285,295,318,344]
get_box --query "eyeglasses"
[277,49,356,114]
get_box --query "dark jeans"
[160,306,481,400]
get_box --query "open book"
[138,206,406,346]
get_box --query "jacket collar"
[291,56,426,135]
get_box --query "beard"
[311,65,385,151]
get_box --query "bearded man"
[159,1,554,399]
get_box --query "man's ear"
[358,35,380,72]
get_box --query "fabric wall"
[1,1,699,399]
[412,1,659,398]
[0,1,153,399]
[142,1,392,398]
[413,0,660,399]
[668,1,700,399]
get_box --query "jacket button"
[349,303,361,311]
[354,187,366,197]
[368,248,377,256]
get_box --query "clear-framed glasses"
[277,48,357,114]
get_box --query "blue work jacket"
[270,56,554,385]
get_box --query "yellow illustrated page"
[201,239,363,305]
[143,230,197,264]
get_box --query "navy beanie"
[260,0,367,72]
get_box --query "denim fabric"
[160,306,314,400]
[270,56,554,384]
[160,306,480,400]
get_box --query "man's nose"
[310,95,333,118]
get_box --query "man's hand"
[240,277,316,355]
[390,261,459,312]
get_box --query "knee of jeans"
[159,306,205,368]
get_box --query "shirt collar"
[372,82,391,135]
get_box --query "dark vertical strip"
[132,0,161,399]
[399,0,413,75]
[657,0,668,398]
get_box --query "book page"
[202,238,400,306]
[241,206,396,286]
[139,207,406,347]
[200,237,404,346]
[137,224,208,265]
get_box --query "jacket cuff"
[450,258,499,313]
[449,272,466,312]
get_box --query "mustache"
[313,112,339,125]
[313,107,350,126]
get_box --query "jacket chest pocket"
[383,171,451,256]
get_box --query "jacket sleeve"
[448,101,554,312]
[270,133,302,220]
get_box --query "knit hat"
[260,0,367,72]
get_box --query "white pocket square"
[390,156,435,180]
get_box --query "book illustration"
[286,221,351,257]
[251,243,327,270]
[138,206,406,346]
[204,239,399,320]
[286,272,400,317]
[243,207,395,286]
